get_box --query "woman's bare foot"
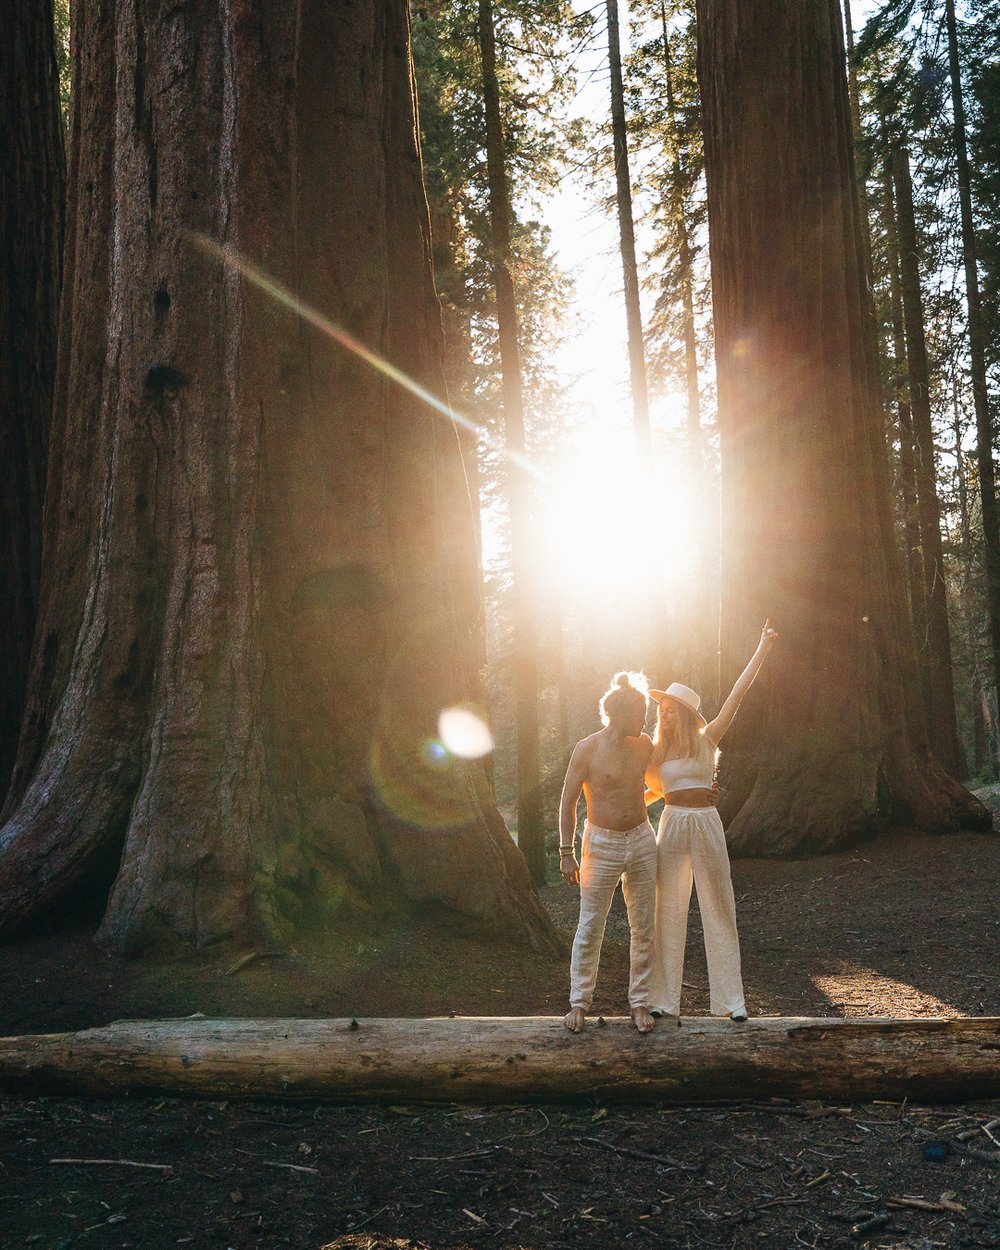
[563,1007,586,1032]
[631,1006,655,1033]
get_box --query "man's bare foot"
[564,1007,586,1033]
[631,1006,655,1033]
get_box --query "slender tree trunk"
[891,145,965,778]
[944,0,1000,715]
[428,202,482,561]
[0,0,65,801]
[841,0,873,271]
[607,0,651,456]
[696,0,987,853]
[660,4,716,701]
[0,0,558,953]
[477,0,544,886]
[881,156,926,646]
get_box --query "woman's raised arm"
[704,619,779,745]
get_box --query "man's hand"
[560,851,580,884]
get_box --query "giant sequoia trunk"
[696,0,989,853]
[0,0,557,954]
[0,0,65,800]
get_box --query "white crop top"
[658,754,714,792]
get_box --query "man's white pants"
[568,820,657,1011]
[650,805,746,1017]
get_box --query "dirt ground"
[2,810,1000,1249]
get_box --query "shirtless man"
[559,672,657,1034]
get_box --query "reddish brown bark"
[0,0,65,800]
[696,0,988,853]
[0,0,557,954]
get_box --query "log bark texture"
[1,1015,998,1104]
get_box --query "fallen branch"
[224,951,286,976]
[751,1196,810,1211]
[345,1203,389,1233]
[963,1147,1000,1167]
[49,1158,172,1171]
[577,1135,701,1172]
[886,1196,966,1214]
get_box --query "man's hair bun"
[599,669,649,725]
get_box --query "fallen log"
[0,1015,998,1104]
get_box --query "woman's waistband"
[662,788,716,808]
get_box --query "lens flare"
[422,739,450,767]
[184,231,540,479]
[438,706,494,759]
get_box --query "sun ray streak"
[184,231,541,479]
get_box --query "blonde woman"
[645,621,778,1021]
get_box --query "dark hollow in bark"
[696,0,989,853]
[1,1015,998,1105]
[0,0,557,956]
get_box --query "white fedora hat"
[648,682,707,727]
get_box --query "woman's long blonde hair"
[649,697,718,770]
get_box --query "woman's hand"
[759,617,778,649]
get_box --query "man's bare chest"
[589,744,645,791]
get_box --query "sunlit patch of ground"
[811,967,960,1018]
[973,780,1000,807]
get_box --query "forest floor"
[2,801,1000,1250]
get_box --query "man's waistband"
[584,819,654,837]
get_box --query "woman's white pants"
[650,805,746,1017]
[568,820,657,1011]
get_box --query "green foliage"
[412,0,589,399]
[855,0,918,62]
[965,2,1000,384]
[853,0,1000,773]
[623,0,711,398]
[411,1,593,804]
[53,0,71,138]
